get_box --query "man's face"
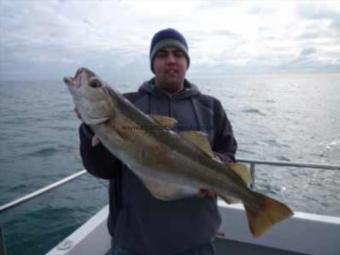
[153,47,188,94]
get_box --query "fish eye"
[89,79,102,88]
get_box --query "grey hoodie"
[79,79,237,254]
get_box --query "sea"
[0,73,340,255]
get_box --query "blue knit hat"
[150,28,190,72]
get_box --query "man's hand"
[74,106,82,120]
[91,135,101,146]
[197,189,217,198]
[196,154,222,198]
[196,155,221,198]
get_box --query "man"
[79,28,237,255]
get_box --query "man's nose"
[166,53,176,63]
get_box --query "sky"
[1,0,340,81]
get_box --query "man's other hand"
[198,189,217,198]
[74,106,82,120]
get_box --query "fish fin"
[179,131,214,158]
[219,194,241,204]
[150,115,177,129]
[140,176,197,200]
[244,192,293,237]
[225,163,252,186]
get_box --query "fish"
[64,67,293,237]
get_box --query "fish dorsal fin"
[179,131,214,158]
[150,115,177,129]
[225,163,252,186]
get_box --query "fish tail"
[244,192,293,237]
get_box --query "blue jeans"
[111,240,215,255]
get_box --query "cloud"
[0,0,340,81]
[298,2,340,34]
[300,48,317,57]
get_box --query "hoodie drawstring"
[191,98,202,131]
[168,97,173,117]
[147,94,151,114]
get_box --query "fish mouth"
[63,76,73,85]
[63,67,96,88]
[75,67,96,79]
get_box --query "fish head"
[64,67,116,125]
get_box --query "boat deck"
[4,159,338,255]
[46,204,340,255]
[214,238,307,255]
[104,238,307,255]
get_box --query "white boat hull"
[47,202,340,255]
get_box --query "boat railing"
[237,158,340,188]
[1,159,340,255]
[1,159,339,213]
[0,170,87,213]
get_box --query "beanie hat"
[150,28,190,72]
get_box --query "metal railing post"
[250,162,256,189]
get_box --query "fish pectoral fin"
[179,131,214,158]
[150,115,178,129]
[141,177,197,201]
[225,163,252,186]
[244,192,294,237]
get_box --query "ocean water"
[0,74,340,255]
